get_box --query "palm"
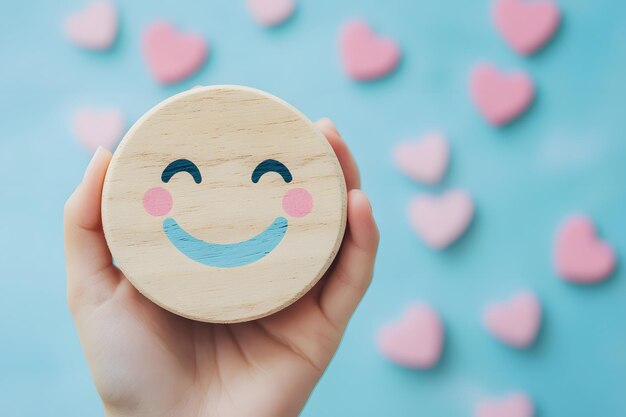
[82,267,338,417]
[65,120,378,417]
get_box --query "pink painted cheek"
[143,187,173,217]
[282,188,313,218]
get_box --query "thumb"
[64,147,119,312]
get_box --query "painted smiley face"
[102,86,347,323]
[142,158,313,267]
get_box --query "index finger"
[315,118,361,191]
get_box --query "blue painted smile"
[163,217,289,268]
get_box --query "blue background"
[1,0,625,415]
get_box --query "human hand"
[64,118,379,417]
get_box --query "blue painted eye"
[251,159,292,183]
[162,159,202,184]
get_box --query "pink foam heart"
[484,292,541,348]
[475,393,534,417]
[408,190,474,250]
[247,0,296,27]
[339,20,401,81]
[73,108,125,151]
[469,64,535,126]
[142,21,208,85]
[64,0,118,50]
[493,0,561,55]
[377,304,444,369]
[393,132,449,185]
[554,215,617,284]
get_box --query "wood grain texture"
[102,86,347,323]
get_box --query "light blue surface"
[163,216,288,267]
[1,0,625,415]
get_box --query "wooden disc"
[102,86,347,323]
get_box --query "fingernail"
[319,117,339,135]
[364,192,373,215]
[354,189,373,215]
[83,147,104,181]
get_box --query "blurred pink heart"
[393,132,449,185]
[484,292,541,348]
[554,215,616,284]
[493,0,561,55]
[339,20,401,81]
[377,304,443,369]
[469,64,534,126]
[143,21,208,85]
[73,108,125,151]
[475,393,534,417]
[246,0,296,27]
[408,190,474,249]
[64,0,118,50]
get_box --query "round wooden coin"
[102,86,347,323]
